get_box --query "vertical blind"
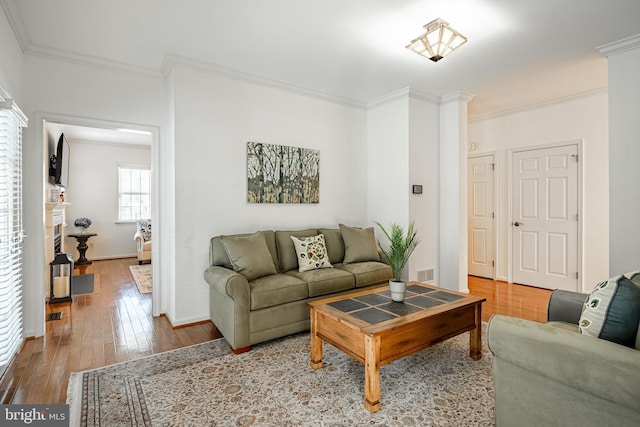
[0,90,27,377]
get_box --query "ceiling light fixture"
[406,18,467,62]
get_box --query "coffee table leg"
[470,303,482,360]
[310,308,323,369]
[364,334,381,412]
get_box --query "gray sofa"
[204,226,392,352]
[487,290,640,426]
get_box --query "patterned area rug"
[129,264,151,294]
[67,330,494,426]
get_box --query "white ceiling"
[4,0,640,122]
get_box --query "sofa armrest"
[488,315,640,414]
[203,266,250,302]
[547,289,587,323]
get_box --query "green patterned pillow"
[579,271,640,348]
[290,234,333,272]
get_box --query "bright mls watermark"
[1,405,68,426]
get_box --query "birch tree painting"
[247,142,320,203]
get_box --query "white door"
[468,155,495,279]
[512,145,579,291]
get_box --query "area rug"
[73,274,94,295]
[129,264,151,294]
[67,330,494,426]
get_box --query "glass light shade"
[406,18,467,62]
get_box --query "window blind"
[0,89,27,378]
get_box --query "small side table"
[67,233,98,267]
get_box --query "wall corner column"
[439,91,474,292]
[598,35,640,275]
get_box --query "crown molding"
[25,44,162,78]
[469,86,608,122]
[161,54,366,110]
[367,87,440,109]
[440,91,475,106]
[597,34,640,56]
[0,0,31,51]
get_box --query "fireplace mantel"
[45,201,70,227]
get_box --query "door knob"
[513,221,523,227]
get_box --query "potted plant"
[375,221,420,302]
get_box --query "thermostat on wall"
[412,185,423,194]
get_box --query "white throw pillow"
[290,234,333,272]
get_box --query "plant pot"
[389,280,407,302]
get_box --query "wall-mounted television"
[49,133,70,188]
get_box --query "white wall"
[21,55,166,336]
[408,95,440,284]
[61,139,151,260]
[169,65,369,325]
[604,37,640,275]
[0,8,23,101]
[366,93,410,247]
[366,90,440,283]
[469,91,609,290]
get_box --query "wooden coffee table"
[308,281,485,412]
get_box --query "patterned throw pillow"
[579,271,640,348]
[138,219,151,241]
[290,234,333,272]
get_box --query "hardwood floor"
[468,275,553,323]
[0,264,551,405]
[0,258,220,404]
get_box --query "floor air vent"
[47,312,63,321]
[417,268,434,283]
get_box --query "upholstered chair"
[134,219,151,264]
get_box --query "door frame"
[507,140,583,288]
[30,112,161,337]
[467,151,497,280]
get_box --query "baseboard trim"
[160,313,213,330]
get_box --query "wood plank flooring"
[0,258,220,404]
[0,264,552,405]
[468,275,553,323]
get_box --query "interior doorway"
[33,113,161,337]
[467,154,496,279]
[511,143,580,291]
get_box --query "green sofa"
[204,226,392,352]
[487,290,640,426]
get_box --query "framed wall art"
[247,142,320,204]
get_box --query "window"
[0,90,27,377]
[118,165,150,221]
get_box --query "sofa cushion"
[318,228,345,265]
[339,224,380,264]
[290,234,333,272]
[211,231,278,269]
[275,229,318,272]
[286,268,355,297]
[579,273,640,348]
[336,261,393,288]
[220,232,278,281]
[249,274,308,310]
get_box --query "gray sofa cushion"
[220,232,278,281]
[249,274,308,310]
[339,224,380,263]
[275,229,318,272]
[211,231,278,269]
[318,228,345,265]
[286,267,355,297]
[336,261,393,288]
